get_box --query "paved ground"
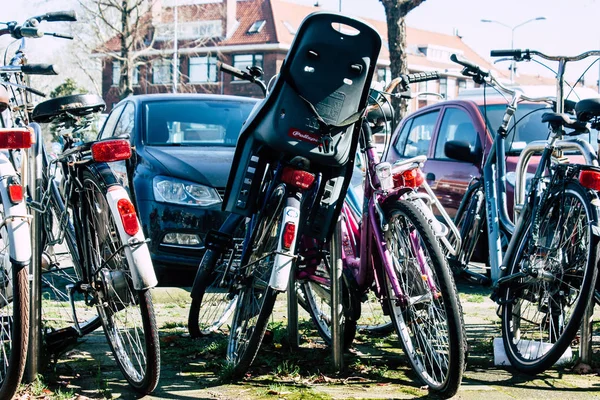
[29,282,600,400]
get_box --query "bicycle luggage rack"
[513,137,598,366]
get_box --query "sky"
[310,0,600,86]
[1,0,600,92]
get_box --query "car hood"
[144,146,234,188]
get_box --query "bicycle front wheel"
[501,180,599,374]
[82,169,160,393]
[226,185,286,375]
[384,200,466,398]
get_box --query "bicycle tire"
[226,185,286,375]
[187,221,245,338]
[81,169,160,393]
[384,200,466,398]
[0,264,29,400]
[500,180,599,374]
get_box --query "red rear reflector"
[7,184,23,203]
[0,128,32,149]
[393,168,425,188]
[580,170,600,191]
[282,222,296,250]
[117,198,139,236]
[281,167,315,190]
[91,140,131,162]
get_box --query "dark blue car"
[98,94,258,285]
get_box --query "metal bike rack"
[330,218,344,371]
[286,217,344,371]
[514,138,598,364]
[287,273,299,349]
[24,131,42,381]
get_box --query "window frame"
[232,54,264,81]
[188,55,218,83]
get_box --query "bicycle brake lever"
[45,32,73,40]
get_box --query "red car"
[383,96,564,218]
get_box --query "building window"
[153,59,172,84]
[232,54,263,80]
[155,20,222,41]
[112,61,120,86]
[132,66,139,86]
[189,56,218,83]
[113,61,140,86]
[248,20,266,34]
[439,78,447,99]
[376,67,391,86]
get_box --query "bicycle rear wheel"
[226,185,286,375]
[82,169,160,393]
[188,217,246,338]
[501,180,599,374]
[384,200,466,398]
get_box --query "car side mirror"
[444,140,481,164]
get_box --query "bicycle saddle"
[32,94,105,123]
[541,112,589,133]
[575,98,600,122]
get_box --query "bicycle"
[450,50,600,374]
[0,11,84,398]
[295,73,466,397]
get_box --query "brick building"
[101,0,502,111]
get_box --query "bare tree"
[379,0,426,120]
[79,0,158,100]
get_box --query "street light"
[481,16,546,83]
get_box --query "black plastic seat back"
[250,12,381,166]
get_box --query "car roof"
[119,93,260,106]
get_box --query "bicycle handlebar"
[491,48,600,62]
[31,11,77,23]
[450,54,490,79]
[217,61,267,95]
[490,49,523,58]
[22,64,59,75]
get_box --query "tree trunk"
[380,0,426,122]
[119,0,133,99]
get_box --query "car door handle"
[426,173,435,181]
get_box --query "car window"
[479,103,557,154]
[144,99,257,146]
[99,104,125,140]
[395,111,439,158]
[114,103,135,138]
[435,107,480,159]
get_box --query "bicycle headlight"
[153,176,221,207]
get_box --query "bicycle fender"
[269,202,300,291]
[0,154,31,265]
[105,185,158,290]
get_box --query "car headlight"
[153,176,221,207]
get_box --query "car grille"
[217,188,226,199]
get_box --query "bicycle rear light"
[282,222,296,250]
[91,139,131,162]
[393,168,425,189]
[116,198,139,236]
[579,169,600,191]
[281,167,315,190]
[6,177,23,203]
[0,128,32,149]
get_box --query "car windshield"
[479,103,597,155]
[144,99,256,146]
